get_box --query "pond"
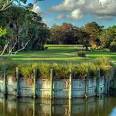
[0,95,115,116]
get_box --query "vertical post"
[97,69,100,97]
[106,74,109,96]
[3,97,6,116]
[69,70,72,116]
[16,98,19,116]
[3,67,7,96]
[84,99,88,116]
[69,70,72,99]
[33,69,37,98]
[16,67,19,97]
[50,69,53,99]
[50,69,53,116]
[50,98,52,116]
[33,99,35,116]
[84,78,87,98]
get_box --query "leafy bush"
[110,41,116,52]
[77,51,86,57]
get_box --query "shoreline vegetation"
[0,57,113,80]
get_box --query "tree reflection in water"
[0,94,115,116]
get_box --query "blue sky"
[29,0,116,27]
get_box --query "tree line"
[48,23,116,51]
[0,0,115,55]
[0,1,49,55]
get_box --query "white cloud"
[71,9,83,19]
[52,0,85,11]
[51,0,116,20]
[32,3,40,14]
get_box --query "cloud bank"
[51,0,116,20]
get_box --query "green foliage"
[0,5,49,55]
[37,63,50,79]
[0,57,113,79]
[99,25,116,48]
[73,64,88,79]
[86,63,98,77]
[77,51,86,57]
[110,41,116,52]
[73,63,97,79]
[94,58,112,76]
[18,64,34,78]
[84,22,103,35]
[5,63,17,76]
[49,23,91,50]
[52,64,71,79]
[18,63,50,79]
[0,0,43,11]
[0,27,7,37]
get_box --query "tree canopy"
[0,2,49,55]
[0,0,44,11]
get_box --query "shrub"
[6,63,17,76]
[87,63,98,77]
[52,64,71,79]
[73,63,88,79]
[37,63,50,79]
[18,64,35,79]
[110,41,116,52]
[73,63,97,79]
[0,58,112,80]
[77,51,86,57]
[94,58,112,76]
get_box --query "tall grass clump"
[73,63,98,79]
[0,57,113,80]
[94,57,112,76]
[18,64,37,79]
[37,63,51,79]
[52,63,72,79]
[6,63,17,76]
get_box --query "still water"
[0,95,115,116]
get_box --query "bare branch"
[8,41,17,55]
[0,41,9,56]
[13,39,30,55]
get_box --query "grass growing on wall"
[0,57,113,79]
[52,64,72,79]
[73,63,98,79]
[94,58,112,76]
[37,63,51,79]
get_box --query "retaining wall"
[0,68,110,98]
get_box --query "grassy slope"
[6,45,116,64]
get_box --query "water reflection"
[0,94,115,116]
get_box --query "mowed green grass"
[6,44,116,64]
